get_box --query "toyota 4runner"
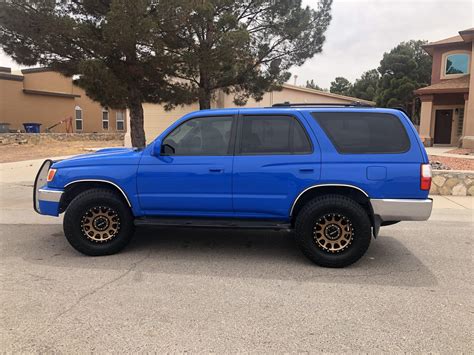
[34,103,433,267]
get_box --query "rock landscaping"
[430,170,474,196]
[0,132,124,146]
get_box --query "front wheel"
[63,188,134,256]
[295,195,371,268]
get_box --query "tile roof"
[414,75,470,95]
[425,35,464,47]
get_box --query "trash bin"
[0,123,10,133]
[23,123,42,133]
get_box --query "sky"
[1,0,472,88]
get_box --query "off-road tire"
[63,188,134,256]
[295,194,371,268]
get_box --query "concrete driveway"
[1,159,473,352]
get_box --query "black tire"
[63,188,134,256]
[295,195,371,268]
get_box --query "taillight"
[46,168,57,182]
[420,164,432,191]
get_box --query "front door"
[137,115,236,216]
[434,110,453,144]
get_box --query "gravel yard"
[446,148,474,156]
[0,140,124,163]
[429,155,474,171]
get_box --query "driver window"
[162,116,233,156]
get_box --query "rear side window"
[311,112,410,154]
[240,115,312,155]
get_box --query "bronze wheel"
[80,205,121,243]
[313,213,354,253]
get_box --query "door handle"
[299,168,314,173]
[209,168,224,173]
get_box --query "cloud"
[1,0,472,89]
[292,0,473,88]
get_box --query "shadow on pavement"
[1,224,437,287]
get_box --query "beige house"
[135,83,374,144]
[0,67,126,133]
[415,28,474,148]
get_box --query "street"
[1,162,473,352]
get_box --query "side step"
[134,217,292,230]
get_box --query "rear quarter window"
[311,112,410,154]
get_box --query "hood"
[52,147,143,168]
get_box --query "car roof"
[193,106,406,116]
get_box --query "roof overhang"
[23,89,80,98]
[414,87,469,95]
[459,28,474,43]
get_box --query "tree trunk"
[199,69,212,110]
[199,93,212,110]
[128,92,146,148]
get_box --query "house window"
[102,108,109,130]
[443,52,470,77]
[116,111,125,131]
[75,106,83,131]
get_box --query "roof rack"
[271,101,374,108]
[390,106,411,117]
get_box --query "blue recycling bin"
[23,123,42,133]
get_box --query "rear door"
[232,111,321,219]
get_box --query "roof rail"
[271,101,374,108]
[390,106,411,117]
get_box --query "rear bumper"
[371,198,433,222]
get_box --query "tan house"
[138,83,374,143]
[0,67,126,133]
[415,28,474,148]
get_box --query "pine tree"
[0,0,194,147]
[158,0,333,109]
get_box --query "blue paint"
[35,107,429,220]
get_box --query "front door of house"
[434,110,453,144]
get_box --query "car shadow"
[3,224,437,287]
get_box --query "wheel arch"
[290,184,373,224]
[60,180,132,213]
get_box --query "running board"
[134,217,291,230]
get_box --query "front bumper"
[371,198,433,222]
[36,188,63,216]
[34,159,63,216]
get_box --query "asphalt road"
[1,182,473,352]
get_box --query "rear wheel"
[295,195,371,268]
[63,188,134,256]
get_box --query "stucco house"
[415,28,474,148]
[137,84,374,144]
[0,67,126,133]
[0,66,374,143]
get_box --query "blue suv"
[34,103,433,267]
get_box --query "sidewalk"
[0,156,71,184]
[1,157,472,225]
[426,147,474,160]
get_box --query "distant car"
[34,103,433,267]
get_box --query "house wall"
[430,42,471,84]
[0,70,126,133]
[464,41,474,148]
